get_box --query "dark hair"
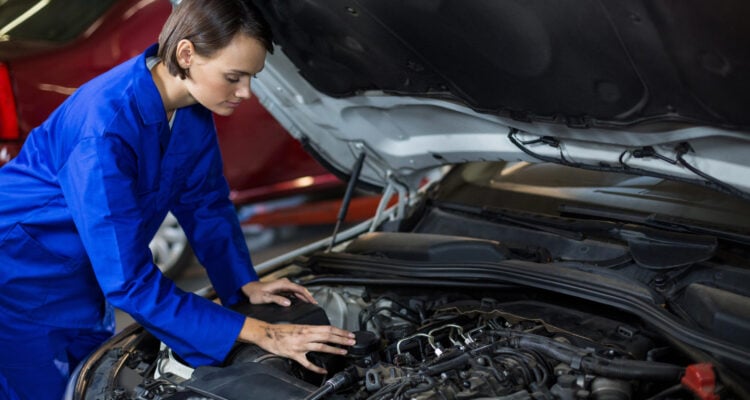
[157,0,273,79]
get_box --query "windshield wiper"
[436,200,717,269]
[435,201,586,240]
[559,203,750,246]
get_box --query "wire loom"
[507,129,750,201]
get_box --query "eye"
[225,75,240,83]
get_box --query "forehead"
[206,33,267,74]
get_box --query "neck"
[150,62,195,117]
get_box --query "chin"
[213,107,237,117]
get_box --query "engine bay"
[75,191,750,400]
[80,280,723,400]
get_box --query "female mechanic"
[0,1,355,398]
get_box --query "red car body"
[0,0,340,204]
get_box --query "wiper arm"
[437,201,717,269]
[560,203,750,246]
[436,201,586,241]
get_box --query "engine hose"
[403,376,437,397]
[304,369,356,400]
[578,355,684,381]
[423,352,471,376]
[303,384,334,400]
[517,335,683,381]
[491,331,684,381]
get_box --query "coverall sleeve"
[170,132,258,308]
[57,135,245,366]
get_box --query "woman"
[0,1,354,399]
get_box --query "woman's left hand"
[241,278,317,307]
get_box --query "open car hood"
[250,0,750,195]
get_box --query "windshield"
[0,0,117,43]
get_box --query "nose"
[235,79,252,100]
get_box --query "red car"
[0,0,345,273]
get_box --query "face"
[179,33,267,116]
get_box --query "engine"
[118,285,693,400]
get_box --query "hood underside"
[250,0,750,194]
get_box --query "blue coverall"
[0,44,258,399]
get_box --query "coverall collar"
[134,44,168,126]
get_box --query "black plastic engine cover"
[172,300,331,368]
[224,299,333,367]
[185,362,317,400]
[231,297,331,326]
[344,231,511,263]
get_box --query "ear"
[175,39,195,69]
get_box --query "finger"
[293,290,317,304]
[268,294,292,307]
[305,342,349,356]
[303,329,356,346]
[277,281,310,297]
[295,355,327,374]
[319,325,356,340]
[267,280,317,304]
[301,324,353,337]
[264,278,293,292]
[281,281,315,299]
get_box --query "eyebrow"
[228,66,264,76]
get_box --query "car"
[67,1,750,399]
[0,0,343,275]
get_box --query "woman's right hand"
[238,317,355,374]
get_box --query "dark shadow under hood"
[252,0,750,130]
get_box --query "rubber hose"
[515,336,683,381]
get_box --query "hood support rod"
[327,151,366,252]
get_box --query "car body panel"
[252,0,750,130]
[250,0,750,195]
[253,50,750,195]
